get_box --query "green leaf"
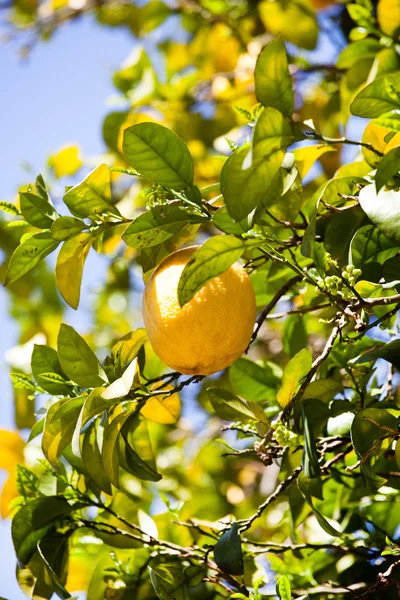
[212,205,250,234]
[208,388,259,422]
[373,110,400,132]
[351,408,397,458]
[297,473,341,537]
[12,497,73,565]
[376,147,400,193]
[19,191,57,229]
[102,410,133,488]
[37,534,71,600]
[42,399,81,466]
[82,420,112,494]
[214,523,244,576]
[302,405,321,479]
[229,357,281,402]
[283,314,308,357]
[121,415,162,482]
[356,339,400,371]
[221,108,293,221]
[177,235,245,306]
[0,200,21,216]
[4,232,59,286]
[57,323,108,387]
[350,72,400,118]
[112,328,148,373]
[9,372,37,391]
[55,232,92,309]
[31,345,70,396]
[254,36,294,117]
[51,216,86,241]
[122,205,206,249]
[123,122,194,189]
[359,184,400,243]
[276,575,291,600]
[351,408,398,490]
[277,348,312,408]
[337,38,382,69]
[150,564,190,600]
[63,164,121,219]
[349,224,400,269]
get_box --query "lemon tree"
[1,1,400,599]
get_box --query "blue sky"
[0,17,134,599]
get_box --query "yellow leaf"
[277,349,312,407]
[362,121,400,167]
[293,145,336,179]
[55,232,92,309]
[259,0,318,50]
[66,551,95,592]
[377,0,400,36]
[0,429,25,471]
[141,383,181,424]
[1,471,19,518]
[49,145,83,179]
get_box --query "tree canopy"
[1,0,400,598]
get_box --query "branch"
[282,313,347,419]
[237,466,302,532]
[249,275,303,346]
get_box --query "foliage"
[1,0,400,599]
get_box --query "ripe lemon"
[143,246,256,375]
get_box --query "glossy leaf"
[141,383,181,424]
[64,164,121,219]
[208,388,258,422]
[356,339,400,370]
[123,122,194,189]
[51,217,86,242]
[358,184,400,243]
[214,523,244,575]
[55,232,92,309]
[375,147,400,192]
[350,72,400,118]
[122,205,206,249]
[57,324,108,387]
[277,349,312,408]
[229,357,281,402]
[254,36,294,117]
[12,497,73,565]
[349,224,399,269]
[82,420,112,495]
[4,232,59,286]
[177,235,244,306]
[221,108,293,221]
[101,357,137,400]
[19,191,57,229]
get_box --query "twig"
[236,466,302,532]
[249,275,303,346]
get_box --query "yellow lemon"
[143,246,256,375]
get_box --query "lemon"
[143,246,256,375]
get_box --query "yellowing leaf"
[377,0,400,37]
[55,232,92,309]
[259,0,318,50]
[0,430,25,471]
[293,145,336,179]
[362,121,400,167]
[277,348,312,407]
[1,471,19,518]
[102,358,138,400]
[49,145,82,179]
[141,383,181,424]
